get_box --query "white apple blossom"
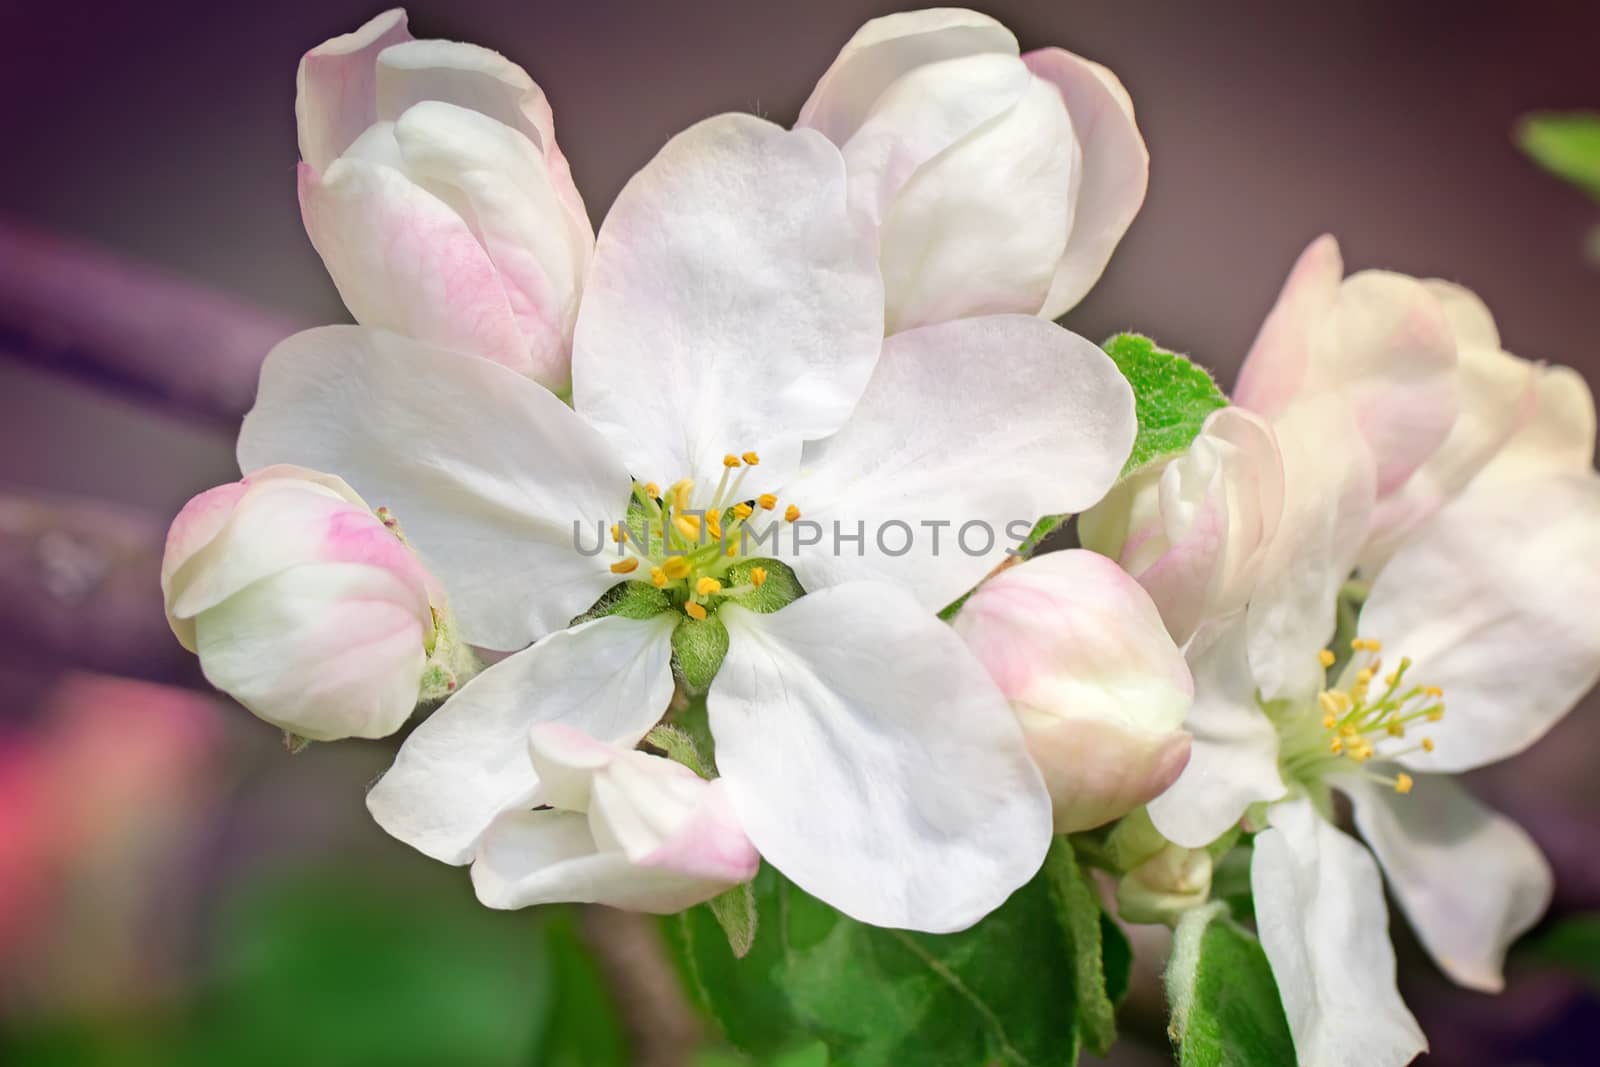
[472,724,758,912]
[1148,238,1600,1067]
[953,550,1193,833]
[161,465,447,741]
[296,9,593,391]
[238,112,1137,932]
[798,8,1148,332]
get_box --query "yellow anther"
[671,480,693,512]
[750,567,768,588]
[1422,685,1443,698]
[1384,671,1401,687]
[610,558,639,575]
[642,482,660,499]
[1349,743,1374,763]
[742,451,760,466]
[706,511,723,540]
[725,541,738,557]
[723,453,742,468]
[1394,773,1414,795]
[696,577,722,596]
[1329,737,1345,755]
[732,502,753,520]
[1319,649,1336,668]
[650,567,668,588]
[784,504,802,522]
[1386,718,1405,738]
[1318,690,1350,716]
[1421,737,1436,752]
[684,602,708,621]
[1356,668,1375,686]
[673,514,702,540]
[662,556,691,580]
[1427,706,1444,722]
[1322,713,1338,729]
[757,493,778,511]
[1340,724,1358,738]
[1351,637,1382,653]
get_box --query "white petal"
[1252,796,1427,1067]
[194,563,427,741]
[1233,235,1344,416]
[298,158,530,372]
[1348,773,1552,993]
[1358,473,1600,772]
[1024,49,1150,318]
[785,315,1134,610]
[1246,396,1376,701]
[394,100,590,391]
[366,613,676,864]
[797,9,1018,146]
[1474,364,1597,488]
[1148,620,1285,848]
[571,114,883,496]
[877,75,1078,331]
[237,326,633,649]
[525,722,617,811]
[589,755,759,885]
[710,583,1051,933]
[295,9,412,174]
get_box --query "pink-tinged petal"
[589,754,759,885]
[374,38,593,241]
[797,9,1018,145]
[1347,773,1552,994]
[299,159,529,372]
[395,101,589,391]
[295,9,412,174]
[161,481,247,649]
[1474,364,1597,488]
[1234,234,1344,416]
[636,779,760,887]
[1024,48,1150,318]
[1358,473,1600,773]
[571,115,883,496]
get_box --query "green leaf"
[1518,111,1600,200]
[1165,903,1295,1067]
[666,838,1115,1066]
[1524,913,1600,990]
[1103,333,1228,476]
[1050,842,1120,1056]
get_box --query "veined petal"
[1252,796,1427,1067]
[395,100,589,391]
[238,327,633,649]
[1359,473,1600,772]
[1233,234,1343,416]
[571,115,883,497]
[298,158,530,372]
[785,315,1133,610]
[1347,773,1552,993]
[877,75,1078,331]
[1024,48,1149,318]
[367,613,677,864]
[797,8,1018,146]
[295,8,412,174]
[1148,620,1285,848]
[710,582,1051,933]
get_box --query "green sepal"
[572,579,671,625]
[707,881,760,960]
[673,614,730,693]
[1103,332,1228,477]
[725,558,804,613]
[644,723,712,778]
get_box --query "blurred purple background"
[2,2,1598,1064]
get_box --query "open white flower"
[472,724,758,912]
[297,9,592,391]
[1148,242,1600,1066]
[239,113,1135,932]
[799,8,1148,332]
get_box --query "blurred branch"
[0,218,306,422]
[579,906,701,1067]
[0,485,198,683]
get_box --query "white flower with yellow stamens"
[238,111,1137,932]
[1145,240,1600,1067]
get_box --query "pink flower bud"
[955,550,1193,833]
[161,465,438,741]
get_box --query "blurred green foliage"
[1519,112,1600,200]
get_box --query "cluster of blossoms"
[162,8,1600,1066]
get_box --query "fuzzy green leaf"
[1165,903,1295,1067]
[1519,111,1600,200]
[1103,333,1227,476]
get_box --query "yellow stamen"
[684,602,707,621]
[750,567,768,588]
[1421,737,1435,752]
[741,451,760,466]
[723,454,742,468]
[757,493,778,511]
[696,577,722,596]
[732,502,753,520]
[1386,718,1405,738]
[706,511,723,540]
[784,504,802,522]
[671,480,693,513]
[1427,706,1444,722]
[650,567,668,588]
[673,514,702,541]
[1394,773,1413,795]
[1329,737,1345,755]
[642,482,660,499]
[1422,685,1443,698]
[610,522,625,544]
[610,558,639,575]
[1319,649,1336,668]
[662,556,691,580]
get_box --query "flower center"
[1275,636,1444,795]
[605,451,800,619]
